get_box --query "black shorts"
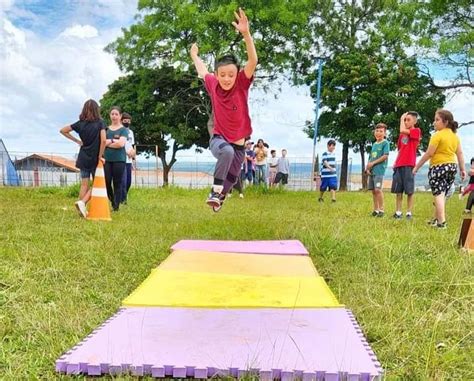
[428,163,457,196]
[274,172,288,184]
[391,166,415,195]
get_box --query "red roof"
[15,154,79,172]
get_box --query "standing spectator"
[104,106,128,212]
[254,138,268,186]
[459,158,474,213]
[59,99,106,217]
[244,140,255,185]
[413,109,465,229]
[120,112,135,204]
[274,149,290,187]
[391,111,421,219]
[268,149,278,186]
[366,123,390,217]
[319,140,337,202]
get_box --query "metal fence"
[1,151,365,191]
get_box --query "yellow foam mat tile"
[159,250,319,277]
[122,270,341,308]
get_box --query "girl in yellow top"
[413,109,466,229]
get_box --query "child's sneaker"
[371,211,378,217]
[318,197,324,202]
[206,191,221,208]
[212,193,226,212]
[74,200,87,218]
[393,212,402,219]
[406,212,413,220]
[239,193,244,199]
[377,211,384,218]
[427,218,438,226]
[436,221,447,229]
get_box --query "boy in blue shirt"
[366,123,390,217]
[319,140,337,202]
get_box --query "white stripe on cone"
[95,167,105,177]
[91,187,108,198]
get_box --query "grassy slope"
[0,187,472,380]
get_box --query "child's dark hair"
[79,99,101,122]
[436,109,458,133]
[407,111,420,128]
[214,54,240,71]
[470,157,474,165]
[122,112,131,120]
[110,106,122,114]
[327,140,336,146]
[271,150,276,154]
[375,123,387,131]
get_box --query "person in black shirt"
[60,99,106,217]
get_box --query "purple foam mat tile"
[56,307,383,379]
[171,239,309,255]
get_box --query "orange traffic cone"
[87,161,111,221]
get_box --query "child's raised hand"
[190,43,199,57]
[232,8,249,35]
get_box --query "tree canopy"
[100,66,210,185]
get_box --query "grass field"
[0,186,473,380]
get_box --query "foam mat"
[171,239,309,255]
[56,307,382,380]
[159,249,319,276]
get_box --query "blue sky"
[1,0,472,165]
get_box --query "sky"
[1,0,473,165]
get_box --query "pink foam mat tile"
[56,307,382,380]
[170,239,309,255]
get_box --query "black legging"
[467,191,474,211]
[104,161,125,210]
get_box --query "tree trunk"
[360,143,367,190]
[162,165,170,186]
[339,142,349,191]
[159,142,179,187]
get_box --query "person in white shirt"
[120,112,136,204]
[268,149,278,186]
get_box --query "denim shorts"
[80,168,94,179]
[368,175,384,190]
[320,176,337,191]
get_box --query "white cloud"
[0,16,124,154]
[59,24,98,39]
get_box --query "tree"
[100,66,210,186]
[304,45,445,189]
[106,0,313,78]
[399,0,473,91]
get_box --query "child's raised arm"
[232,8,257,79]
[190,43,209,78]
[399,112,410,135]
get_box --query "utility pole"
[310,58,324,191]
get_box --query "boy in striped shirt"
[319,140,337,202]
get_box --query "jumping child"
[190,8,257,211]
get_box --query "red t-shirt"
[394,128,421,168]
[204,71,253,143]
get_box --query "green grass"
[0,186,473,380]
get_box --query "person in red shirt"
[190,8,257,211]
[391,111,421,219]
